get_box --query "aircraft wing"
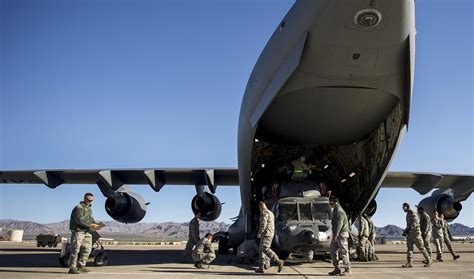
[381,172,474,195]
[0,168,239,193]
[1,169,472,197]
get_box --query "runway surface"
[0,242,473,278]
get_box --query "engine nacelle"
[105,191,147,223]
[418,194,462,222]
[363,199,377,217]
[191,192,222,221]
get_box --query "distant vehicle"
[451,236,473,242]
[36,234,61,248]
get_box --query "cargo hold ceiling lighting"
[354,9,382,28]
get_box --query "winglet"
[33,171,64,189]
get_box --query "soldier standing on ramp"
[432,211,445,261]
[365,214,378,261]
[68,193,98,274]
[401,203,431,268]
[183,214,200,258]
[357,214,369,261]
[255,201,284,274]
[192,233,216,268]
[417,206,432,264]
[328,196,351,276]
[440,214,461,261]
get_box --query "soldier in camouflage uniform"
[68,193,98,274]
[431,211,445,261]
[183,214,200,258]
[357,214,369,261]
[328,196,351,276]
[417,206,432,264]
[192,233,216,268]
[255,202,284,274]
[365,214,378,261]
[401,203,431,268]
[440,214,460,261]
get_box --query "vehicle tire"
[53,243,57,247]
[58,256,70,267]
[36,243,41,247]
[48,243,53,247]
[94,251,108,267]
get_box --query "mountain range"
[1,219,473,240]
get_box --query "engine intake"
[105,191,147,223]
[191,192,222,221]
[418,194,462,222]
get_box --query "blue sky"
[0,0,472,228]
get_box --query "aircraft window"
[278,204,298,221]
[299,203,313,221]
[312,203,331,220]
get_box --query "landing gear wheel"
[94,251,108,267]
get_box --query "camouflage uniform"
[357,216,369,261]
[404,209,430,265]
[330,204,350,272]
[69,201,95,269]
[257,207,280,269]
[419,211,432,259]
[184,217,200,257]
[367,217,377,261]
[192,237,216,264]
[442,219,457,258]
[431,215,444,260]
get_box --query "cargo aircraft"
[1,0,472,260]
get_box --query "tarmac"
[0,242,473,278]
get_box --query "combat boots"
[77,266,90,273]
[68,268,80,274]
[424,260,432,267]
[255,267,265,273]
[328,267,342,276]
[402,262,413,268]
[453,255,460,260]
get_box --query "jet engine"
[418,194,462,222]
[363,199,377,217]
[105,191,147,223]
[191,192,222,221]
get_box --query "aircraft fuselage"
[236,0,415,239]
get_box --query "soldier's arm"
[334,210,344,236]
[257,213,268,238]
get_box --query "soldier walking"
[328,196,351,276]
[440,214,460,261]
[255,202,284,274]
[432,211,445,261]
[192,233,216,268]
[357,214,369,261]
[401,203,431,268]
[417,206,432,263]
[365,214,378,261]
[68,193,98,274]
[183,214,200,258]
